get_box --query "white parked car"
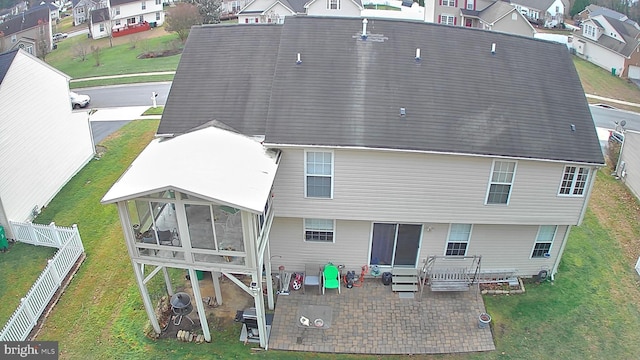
[53,33,68,41]
[70,91,90,109]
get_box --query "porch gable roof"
[101,125,280,213]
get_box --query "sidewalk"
[70,71,175,83]
[586,94,640,109]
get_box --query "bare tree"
[0,31,5,53]
[91,45,102,66]
[165,3,203,42]
[73,42,90,61]
[191,0,222,24]
[35,19,50,60]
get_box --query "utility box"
[0,225,8,252]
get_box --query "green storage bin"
[196,270,204,280]
[0,225,8,251]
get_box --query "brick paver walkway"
[269,280,495,355]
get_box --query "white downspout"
[551,225,571,280]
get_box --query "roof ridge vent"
[361,18,368,40]
[491,43,496,55]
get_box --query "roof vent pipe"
[491,43,496,55]
[296,53,302,65]
[361,18,368,40]
[415,48,421,61]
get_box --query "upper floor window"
[305,151,333,198]
[99,23,105,31]
[155,0,161,5]
[584,24,596,37]
[531,225,556,258]
[304,219,335,242]
[466,0,473,10]
[439,14,455,25]
[446,224,472,256]
[559,166,590,196]
[441,0,455,6]
[141,1,146,10]
[115,7,121,15]
[486,160,516,204]
[327,0,340,9]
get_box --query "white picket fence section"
[0,222,85,341]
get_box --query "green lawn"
[0,243,57,326]
[46,33,181,80]
[573,56,640,109]
[6,120,632,359]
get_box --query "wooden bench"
[429,268,471,292]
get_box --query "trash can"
[196,270,204,280]
[612,67,617,76]
[381,272,393,286]
[0,225,8,252]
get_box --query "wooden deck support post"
[189,268,211,342]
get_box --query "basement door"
[369,223,422,267]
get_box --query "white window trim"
[442,0,455,7]
[441,14,455,25]
[303,218,336,243]
[444,223,472,257]
[530,225,557,259]
[304,150,334,199]
[558,165,590,197]
[485,160,517,205]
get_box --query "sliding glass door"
[370,223,422,267]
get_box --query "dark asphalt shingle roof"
[91,7,110,22]
[0,49,19,85]
[158,17,604,165]
[0,6,50,37]
[510,0,554,12]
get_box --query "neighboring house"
[460,0,536,37]
[88,0,164,39]
[72,0,105,26]
[435,0,535,37]
[42,1,62,22]
[237,0,362,24]
[510,0,563,27]
[0,49,94,240]
[0,5,52,57]
[577,4,627,22]
[0,1,29,21]
[616,130,640,200]
[573,12,640,79]
[102,17,603,345]
[220,0,251,19]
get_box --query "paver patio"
[268,279,495,355]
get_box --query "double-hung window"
[442,0,455,6]
[531,225,556,258]
[305,151,333,198]
[326,0,340,9]
[446,224,472,256]
[486,160,516,204]
[559,166,590,196]
[141,1,146,10]
[304,219,335,242]
[440,14,455,25]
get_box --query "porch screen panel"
[394,224,422,266]
[370,223,396,266]
[186,204,215,250]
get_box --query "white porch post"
[189,268,211,342]
[162,267,173,296]
[243,211,268,348]
[264,242,274,310]
[132,260,161,334]
[116,201,161,334]
[252,273,268,349]
[212,271,222,305]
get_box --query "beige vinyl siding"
[272,148,590,225]
[619,130,640,200]
[492,11,535,37]
[0,51,94,239]
[269,217,568,276]
[269,217,371,273]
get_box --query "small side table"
[296,305,332,344]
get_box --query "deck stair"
[391,267,419,293]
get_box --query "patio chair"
[303,264,323,294]
[322,263,341,294]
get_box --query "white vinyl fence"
[636,256,640,277]
[0,222,85,341]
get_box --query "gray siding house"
[102,17,603,344]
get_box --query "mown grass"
[0,243,57,326]
[573,56,640,104]
[16,120,638,359]
[70,74,175,89]
[46,33,181,79]
[143,106,164,115]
